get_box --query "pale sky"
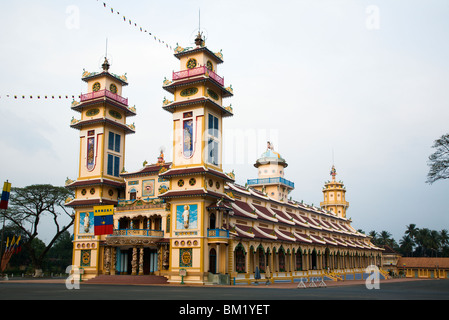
[0,0,448,243]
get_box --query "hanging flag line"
[0,95,80,100]
[96,0,174,51]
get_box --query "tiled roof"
[397,257,449,269]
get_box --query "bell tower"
[66,57,136,279]
[320,165,349,218]
[160,32,235,284]
[162,32,233,170]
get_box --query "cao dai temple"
[65,33,384,285]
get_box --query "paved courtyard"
[0,278,447,300]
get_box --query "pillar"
[111,247,116,275]
[131,246,137,275]
[139,247,144,275]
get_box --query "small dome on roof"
[254,142,288,168]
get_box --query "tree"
[399,235,414,257]
[3,184,74,275]
[426,133,449,184]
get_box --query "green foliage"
[426,133,449,184]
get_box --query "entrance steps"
[85,275,168,285]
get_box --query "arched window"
[209,212,216,229]
[129,188,137,200]
[278,248,286,272]
[235,244,246,273]
[295,249,303,271]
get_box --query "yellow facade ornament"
[119,73,128,82]
[163,96,173,106]
[128,122,136,130]
[225,84,233,94]
[70,117,80,125]
[224,105,233,114]
[214,50,223,60]
[163,77,172,86]
[65,177,74,186]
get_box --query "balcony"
[207,228,230,239]
[172,66,224,87]
[247,177,295,189]
[111,229,164,238]
[80,89,128,106]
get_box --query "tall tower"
[66,57,136,279]
[320,165,349,218]
[247,142,294,202]
[159,32,234,284]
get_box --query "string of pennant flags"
[96,0,174,51]
[0,95,80,100]
[1,3,177,102]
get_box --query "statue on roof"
[330,165,337,180]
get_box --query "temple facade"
[66,33,383,285]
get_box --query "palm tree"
[378,230,393,246]
[405,224,419,241]
[399,235,414,257]
[368,230,378,245]
[404,224,418,256]
[415,228,431,256]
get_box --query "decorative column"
[139,247,144,275]
[131,246,138,275]
[111,247,116,275]
[104,246,111,275]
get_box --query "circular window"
[189,178,196,186]
[178,179,185,187]
[206,60,213,71]
[90,188,95,195]
[109,83,117,94]
[215,181,220,189]
[86,108,100,117]
[208,179,213,188]
[108,189,114,196]
[81,189,87,195]
[92,82,101,92]
[186,58,197,69]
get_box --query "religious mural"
[79,212,94,234]
[142,179,155,197]
[176,204,198,230]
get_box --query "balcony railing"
[207,229,230,239]
[80,89,128,106]
[247,177,295,188]
[172,66,224,86]
[111,229,164,238]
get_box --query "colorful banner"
[1,235,21,272]
[0,181,11,210]
[93,205,114,235]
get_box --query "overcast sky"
[1,0,448,243]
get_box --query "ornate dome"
[254,142,288,168]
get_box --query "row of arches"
[233,243,382,274]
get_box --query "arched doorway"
[257,245,265,273]
[209,248,217,274]
[311,249,318,270]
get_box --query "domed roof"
[254,142,288,168]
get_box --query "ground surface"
[0,277,447,300]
